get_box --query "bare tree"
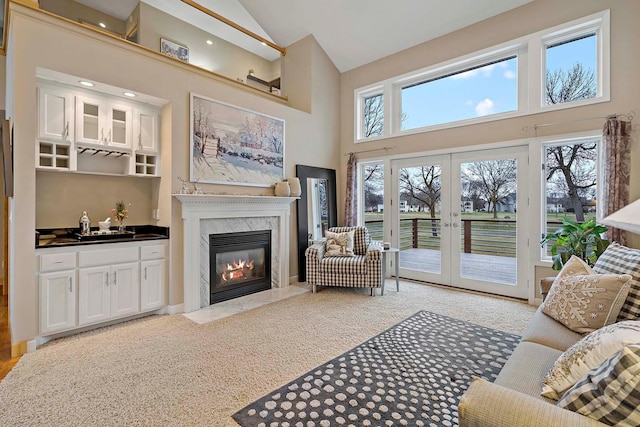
[546,142,597,222]
[363,164,384,212]
[544,62,598,222]
[463,160,517,219]
[546,62,596,105]
[400,166,441,236]
[362,95,384,138]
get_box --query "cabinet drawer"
[78,246,138,267]
[40,252,76,272]
[140,244,165,260]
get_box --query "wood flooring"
[0,293,20,381]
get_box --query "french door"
[390,147,529,299]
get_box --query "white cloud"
[503,70,516,79]
[451,63,496,80]
[475,98,495,116]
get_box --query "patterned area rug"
[233,311,520,427]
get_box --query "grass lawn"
[364,211,596,223]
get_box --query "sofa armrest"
[305,242,325,260]
[365,242,382,261]
[459,378,607,427]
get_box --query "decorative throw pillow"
[541,256,632,333]
[593,243,640,321]
[324,230,355,257]
[558,344,640,426]
[541,320,640,400]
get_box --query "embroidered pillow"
[324,230,355,257]
[541,256,632,333]
[558,344,640,426]
[541,320,640,400]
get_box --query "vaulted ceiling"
[75,0,534,72]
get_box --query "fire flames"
[221,259,255,282]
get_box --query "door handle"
[64,121,69,138]
[443,222,450,227]
[113,271,117,285]
[105,272,109,287]
[69,277,72,292]
[144,267,147,280]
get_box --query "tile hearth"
[183,285,309,324]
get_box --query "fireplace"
[209,230,271,304]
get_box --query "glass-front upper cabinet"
[76,95,132,150]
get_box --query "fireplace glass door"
[209,230,271,304]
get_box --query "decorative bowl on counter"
[98,221,111,231]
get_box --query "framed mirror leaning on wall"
[295,165,337,282]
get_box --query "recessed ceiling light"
[79,81,94,87]
[206,40,213,45]
[99,22,106,28]
[123,92,136,98]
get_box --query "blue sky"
[401,35,597,130]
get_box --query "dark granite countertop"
[36,225,169,248]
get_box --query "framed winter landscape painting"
[189,93,285,187]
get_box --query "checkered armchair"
[305,226,382,295]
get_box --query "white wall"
[6,4,340,343]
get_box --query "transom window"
[355,10,609,142]
[401,56,518,130]
[545,33,598,106]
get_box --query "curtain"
[344,153,358,227]
[602,117,632,245]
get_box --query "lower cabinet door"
[140,259,164,311]
[39,270,76,334]
[111,262,140,318]
[78,266,110,326]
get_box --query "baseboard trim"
[11,339,36,357]
[167,303,184,314]
[289,275,299,285]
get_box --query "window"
[545,33,598,106]
[359,91,384,139]
[401,56,518,130]
[542,137,600,257]
[354,10,609,142]
[361,162,384,240]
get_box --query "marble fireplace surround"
[175,194,297,313]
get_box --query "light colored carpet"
[0,281,536,426]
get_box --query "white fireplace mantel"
[175,194,297,313]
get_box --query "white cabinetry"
[36,81,161,176]
[37,86,74,170]
[76,95,133,150]
[37,240,167,337]
[134,107,159,153]
[140,244,165,311]
[78,262,139,326]
[39,270,76,335]
[37,86,74,143]
[38,252,77,335]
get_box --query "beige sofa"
[458,306,608,426]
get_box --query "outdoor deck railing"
[365,218,566,257]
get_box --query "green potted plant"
[541,217,609,270]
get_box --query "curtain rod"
[344,146,396,156]
[522,112,634,131]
